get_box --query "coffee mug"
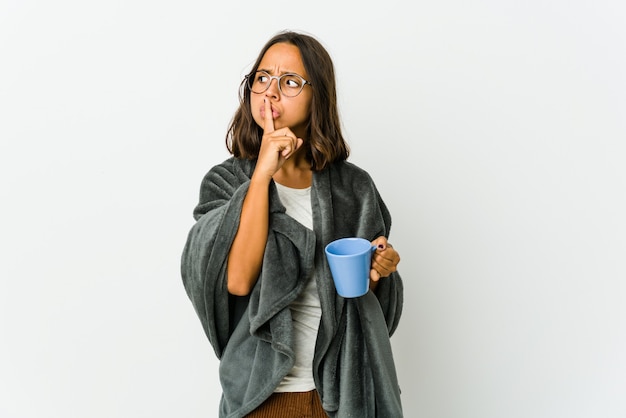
[324,237,376,298]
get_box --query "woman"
[181,30,404,418]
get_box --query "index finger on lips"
[263,98,274,134]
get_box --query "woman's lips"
[261,105,280,119]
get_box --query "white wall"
[1,1,625,417]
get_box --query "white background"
[1,0,625,417]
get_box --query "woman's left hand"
[370,236,400,283]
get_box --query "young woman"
[181,30,404,418]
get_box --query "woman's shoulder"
[203,157,256,181]
[194,157,256,215]
[207,156,249,172]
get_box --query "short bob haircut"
[226,30,349,171]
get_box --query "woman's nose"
[264,78,280,98]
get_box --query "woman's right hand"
[253,98,303,182]
[227,98,303,295]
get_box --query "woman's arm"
[226,176,271,296]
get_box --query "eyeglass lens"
[248,71,306,97]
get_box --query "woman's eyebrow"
[256,68,303,76]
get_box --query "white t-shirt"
[273,182,322,392]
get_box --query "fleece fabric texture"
[181,157,404,418]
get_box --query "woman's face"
[250,42,312,139]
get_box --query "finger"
[263,98,274,134]
[372,259,392,278]
[375,249,400,264]
[282,137,304,159]
[372,253,398,276]
[369,268,381,282]
[280,143,292,158]
[371,236,388,251]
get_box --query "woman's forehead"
[258,43,307,76]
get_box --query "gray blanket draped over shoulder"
[181,157,404,418]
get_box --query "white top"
[273,182,322,392]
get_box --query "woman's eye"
[284,76,301,88]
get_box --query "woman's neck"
[273,153,312,189]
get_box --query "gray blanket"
[181,157,404,417]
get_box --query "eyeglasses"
[245,71,311,97]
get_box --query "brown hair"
[225,30,349,171]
